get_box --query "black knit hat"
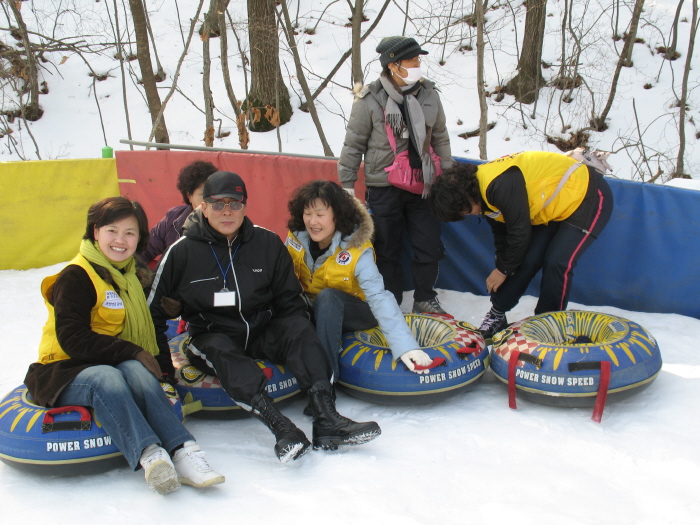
[376,36,428,68]
[203,171,247,202]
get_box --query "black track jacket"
[148,209,309,356]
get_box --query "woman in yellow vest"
[429,152,613,340]
[24,197,223,493]
[286,180,433,380]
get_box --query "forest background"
[0,0,698,182]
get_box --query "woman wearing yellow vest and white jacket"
[24,197,223,494]
[430,151,613,340]
[286,180,433,380]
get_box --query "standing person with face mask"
[338,36,454,315]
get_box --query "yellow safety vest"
[37,254,126,364]
[477,151,589,225]
[286,231,372,301]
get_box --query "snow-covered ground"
[1,264,698,524]
[1,0,698,180]
[2,0,699,522]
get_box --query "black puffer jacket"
[148,209,309,356]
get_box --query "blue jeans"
[312,288,378,381]
[56,360,193,470]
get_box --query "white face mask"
[398,65,423,86]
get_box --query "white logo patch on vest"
[336,251,352,265]
[485,211,502,219]
[287,238,303,252]
[103,291,124,309]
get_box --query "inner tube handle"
[413,357,446,370]
[42,406,93,433]
[456,343,479,354]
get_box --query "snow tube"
[489,310,662,421]
[0,382,186,474]
[338,314,489,405]
[169,332,301,418]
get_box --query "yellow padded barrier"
[0,159,119,270]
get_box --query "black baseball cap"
[203,171,247,202]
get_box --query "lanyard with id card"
[211,243,240,307]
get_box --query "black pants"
[366,185,445,305]
[492,170,614,315]
[187,316,331,405]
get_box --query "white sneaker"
[173,441,225,488]
[140,444,180,495]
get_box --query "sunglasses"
[207,199,244,211]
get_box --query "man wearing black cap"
[148,171,380,463]
[338,36,454,316]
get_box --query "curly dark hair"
[287,180,360,237]
[84,197,150,253]
[429,162,482,222]
[176,160,218,204]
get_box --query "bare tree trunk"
[300,0,390,110]
[247,0,292,132]
[592,0,644,131]
[476,0,488,159]
[621,0,644,67]
[147,0,206,144]
[109,0,133,147]
[673,0,698,178]
[666,0,685,59]
[277,1,334,155]
[8,1,42,121]
[350,0,364,86]
[203,0,230,37]
[219,11,241,117]
[128,0,169,143]
[141,0,166,80]
[504,0,547,104]
[202,17,215,147]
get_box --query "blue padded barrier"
[425,157,700,319]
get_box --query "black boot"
[303,385,336,417]
[250,393,311,463]
[308,381,381,450]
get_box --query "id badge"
[214,290,236,307]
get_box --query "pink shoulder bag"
[384,117,443,194]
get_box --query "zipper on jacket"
[226,238,250,350]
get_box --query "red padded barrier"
[116,150,365,239]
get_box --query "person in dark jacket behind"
[429,152,613,341]
[337,36,454,315]
[24,197,224,494]
[148,171,381,463]
[141,160,218,265]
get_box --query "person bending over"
[429,152,613,341]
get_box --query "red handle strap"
[43,406,92,425]
[42,406,93,433]
[508,351,521,409]
[591,361,611,423]
[568,361,612,423]
[456,343,479,355]
[413,357,446,371]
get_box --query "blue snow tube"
[489,310,662,421]
[0,382,185,474]
[169,332,301,418]
[338,314,489,405]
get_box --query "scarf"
[380,72,437,193]
[79,239,159,356]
